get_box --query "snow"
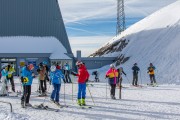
[0,77,180,120]
[0,36,71,60]
[94,1,180,84]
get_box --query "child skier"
[71,61,89,106]
[21,64,34,107]
[106,64,118,99]
[0,65,8,96]
[50,65,65,106]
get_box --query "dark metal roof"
[0,0,72,54]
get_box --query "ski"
[50,100,68,108]
[147,83,158,87]
[77,105,92,109]
[29,104,59,112]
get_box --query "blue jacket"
[1,69,8,77]
[50,70,64,84]
[21,66,33,86]
[64,64,70,71]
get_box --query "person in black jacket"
[132,63,140,86]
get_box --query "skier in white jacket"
[0,65,9,96]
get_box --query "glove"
[71,71,77,76]
[86,79,89,83]
[105,75,109,78]
[21,77,24,83]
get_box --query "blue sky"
[59,0,177,56]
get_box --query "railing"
[0,101,13,113]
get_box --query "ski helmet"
[51,65,56,72]
[134,63,137,65]
[42,61,48,65]
[110,64,115,68]
[76,61,83,66]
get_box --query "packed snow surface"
[0,77,180,120]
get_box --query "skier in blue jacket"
[21,64,34,107]
[50,65,65,106]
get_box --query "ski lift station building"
[0,0,73,75]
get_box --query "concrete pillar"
[77,50,81,61]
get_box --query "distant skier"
[92,70,100,82]
[6,63,16,92]
[21,64,34,107]
[50,65,65,106]
[117,67,126,88]
[147,63,157,85]
[0,65,8,96]
[63,62,72,83]
[106,64,118,99]
[71,61,89,106]
[132,63,140,86]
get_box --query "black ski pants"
[65,70,72,83]
[110,84,116,97]
[149,74,156,84]
[21,85,31,103]
[6,76,15,92]
[39,80,45,93]
[132,74,138,85]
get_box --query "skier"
[37,63,46,96]
[147,63,157,86]
[21,64,34,107]
[6,63,16,92]
[63,62,72,83]
[71,61,89,106]
[43,61,50,84]
[106,64,118,99]
[132,63,140,86]
[92,70,100,82]
[50,65,65,106]
[0,65,8,96]
[117,67,126,88]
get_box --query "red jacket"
[76,65,89,84]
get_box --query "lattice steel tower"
[116,0,126,35]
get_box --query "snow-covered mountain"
[90,1,180,84]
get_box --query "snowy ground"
[0,76,180,120]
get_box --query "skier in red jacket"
[72,61,89,106]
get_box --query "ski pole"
[125,76,131,85]
[42,82,51,105]
[64,82,66,106]
[105,78,107,100]
[72,75,73,102]
[87,85,95,106]
[140,70,143,86]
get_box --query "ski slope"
[0,77,180,120]
[92,1,180,84]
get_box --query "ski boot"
[77,99,81,106]
[21,100,25,108]
[81,98,86,106]
[25,103,32,107]
[54,101,60,106]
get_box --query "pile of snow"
[0,36,71,60]
[91,1,180,84]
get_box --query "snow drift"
[90,1,180,84]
